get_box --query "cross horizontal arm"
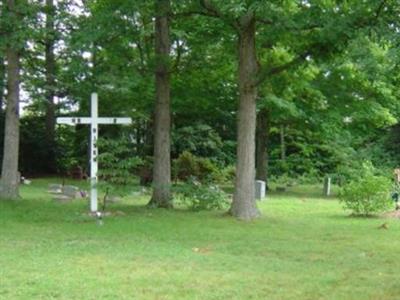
[57,117,93,124]
[96,117,132,124]
[57,117,132,125]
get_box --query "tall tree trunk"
[0,1,20,199]
[256,108,269,187]
[45,0,56,173]
[148,0,172,208]
[230,15,261,220]
[0,57,5,110]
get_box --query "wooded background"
[0,0,399,218]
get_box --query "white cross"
[57,93,132,212]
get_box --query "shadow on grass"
[327,213,383,221]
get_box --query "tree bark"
[0,56,5,110]
[230,15,261,220]
[45,0,56,173]
[256,108,269,186]
[148,0,172,208]
[0,0,21,199]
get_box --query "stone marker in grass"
[51,185,85,202]
[62,185,80,198]
[48,184,63,194]
[323,176,331,196]
[255,180,266,200]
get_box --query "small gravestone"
[53,194,71,202]
[105,195,121,203]
[62,185,80,198]
[255,180,266,200]
[323,176,331,196]
[48,184,63,194]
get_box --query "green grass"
[1,179,399,300]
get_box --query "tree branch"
[256,51,309,86]
[199,0,240,31]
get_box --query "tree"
[148,0,173,208]
[44,0,57,173]
[255,108,269,183]
[190,0,395,220]
[0,56,5,110]
[0,0,22,199]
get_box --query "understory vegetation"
[339,163,393,216]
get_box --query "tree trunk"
[0,56,5,110]
[0,29,20,199]
[256,108,269,187]
[45,0,56,173]
[230,15,261,220]
[148,0,172,208]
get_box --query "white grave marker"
[57,93,132,212]
[323,176,331,197]
[255,180,266,200]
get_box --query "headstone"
[323,176,331,196]
[255,180,266,200]
[105,195,121,203]
[62,185,80,198]
[53,194,72,202]
[21,177,31,185]
[48,184,63,194]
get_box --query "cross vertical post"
[90,93,98,212]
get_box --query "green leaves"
[97,137,143,196]
[339,162,393,216]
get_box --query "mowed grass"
[1,179,400,300]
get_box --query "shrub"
[339,163,392,216]
[173,151,220,183]
[220,165,236,183]
[173,179,229,211]
[97,137,142,199]
[135,156,153,186]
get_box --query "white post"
[90,93,98,212]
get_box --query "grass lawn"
[1,179,399,300]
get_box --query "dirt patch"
[383,210,400,219]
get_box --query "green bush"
[173,179,229,211]
[339,163,392,216]
[97,137,142,197]
[220,165,236,183]
[173,151,220,183]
